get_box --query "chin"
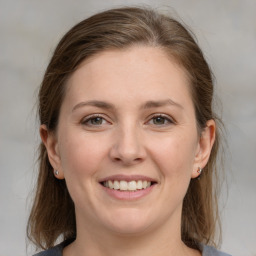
[102,209,154,235]
[108,222,152,236]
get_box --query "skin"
[41,46,215,256]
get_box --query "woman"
[27,7,231,256]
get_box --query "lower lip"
[101,184,156,200]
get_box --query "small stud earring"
[197,167,202,175]
[54,170,59,176]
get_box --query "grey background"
[0,0,255,255]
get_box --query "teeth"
[128,181,137,191]
[137,180,142,189]
[103,180,152,191]
[120,181,128,190]
[113,180,120,190]
[109,180,114,189]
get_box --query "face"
[42,46,215,237]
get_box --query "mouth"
[100,180,157,192]
[99,175,157,192]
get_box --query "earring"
[54,170,59,176]
[197,167,202,175]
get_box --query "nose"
[109,125,146,166]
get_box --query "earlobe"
[40,125,65,179]
[192,119,216,179]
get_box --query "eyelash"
[81,114,109,127]
[147,114,175,126]
[81,113,175,127]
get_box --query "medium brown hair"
[27,6,223,250]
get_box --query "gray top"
[33,240,231,256]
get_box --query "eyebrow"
[142,99,183,110]
[72,98,183,112]
[72,100,115,112]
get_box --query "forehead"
[64,46,192,108]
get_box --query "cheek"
[149,133,197,177]
[58,132,107,179]
[57,132,109,207]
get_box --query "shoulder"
[33,240,72,256]
[33,241,231,256]
[201,244,232,256]
[33,246,62,256]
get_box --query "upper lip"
[98,174,157,183]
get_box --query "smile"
[102,180,152,191]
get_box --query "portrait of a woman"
[27,7,231,256]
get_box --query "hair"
[27,6,224,250]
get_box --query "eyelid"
[81,113,111,126]
[146,113,176,125]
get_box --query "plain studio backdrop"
[0,0,255,255]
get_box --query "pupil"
[92,117,102,125]
[154,117,164,124]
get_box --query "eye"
[81,114,109,127]
[147,114,174,126]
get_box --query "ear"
[40,124,65,179]
[191,119,216,178]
